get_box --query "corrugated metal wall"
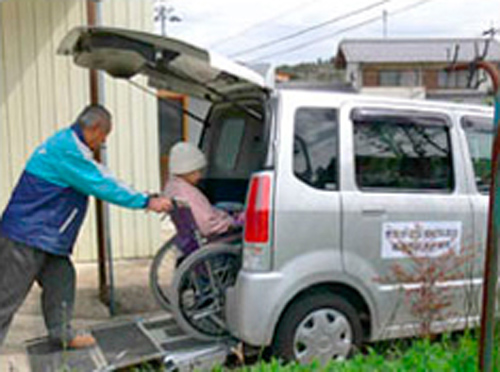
[0,0,162,261]
[0,0,98,261]
[101,0,162,259]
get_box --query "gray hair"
[77,104,112,132]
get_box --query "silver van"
[60,27,494,364]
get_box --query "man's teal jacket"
[0,124,149,256]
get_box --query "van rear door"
[58,26,272,203]
[57,26,272,101]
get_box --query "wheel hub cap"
[293,308,353,365]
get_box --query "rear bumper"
[225,270,283,346]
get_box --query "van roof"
[276,88,494,115]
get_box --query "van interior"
[199,99,268,205]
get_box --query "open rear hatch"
[58,26,272,204]
[57,26,272,102]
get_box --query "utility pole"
[482,26,499,39]
[383,9,388,38]
[154,0,181,36]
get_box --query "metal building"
[0,0,165,261]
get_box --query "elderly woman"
[163,142,242,237]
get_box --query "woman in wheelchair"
[163,141,243,239]
[151,142,243,340]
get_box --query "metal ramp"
[26,315,234,372]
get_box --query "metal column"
[86,0,115,315]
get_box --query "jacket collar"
[71,123,89,147]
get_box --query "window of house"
[462,116,493,193]
[437,70,472,89]
[353,112,453,191]
[379,70,420,87]
[293,108,338,190]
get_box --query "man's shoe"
[67,334,96,349]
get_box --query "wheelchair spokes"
[172,245,241,339]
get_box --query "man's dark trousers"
[0,234,75,346]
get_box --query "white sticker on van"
[382,221,462,259]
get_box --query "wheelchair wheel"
[170,243,242,340]
[150,238,180,311]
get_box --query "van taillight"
[244,174,271,243]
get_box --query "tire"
[149,238,180,311]
[272,292,363,365]
[170,243,242,340]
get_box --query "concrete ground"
[0,258,175,372]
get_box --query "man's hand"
[147,196,172,213]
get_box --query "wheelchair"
[149,199,242,340]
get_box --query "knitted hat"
[169,142,207,175]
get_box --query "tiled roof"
[337,38,500,64]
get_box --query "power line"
[209,0,324,48]
[229,0,390,58]
[249,0,434,62]
[249,15,382,62]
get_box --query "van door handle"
[362,208,386,216]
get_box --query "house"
[0,0,189,262]
[335,38,500,103]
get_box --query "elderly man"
[0,104,171,349]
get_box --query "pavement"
[0,257,175,372]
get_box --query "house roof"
[336,38,500,67]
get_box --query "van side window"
[461,116,493,193]
[293,108,338,190]
[353,114,453,191]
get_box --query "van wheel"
[272,292,362,365]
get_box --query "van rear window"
[353,114,454,192]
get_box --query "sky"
[152,0,500,66]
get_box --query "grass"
[223,332,498,372]
[129,331,499,371]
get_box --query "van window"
[214,117,246,171]
[293,108,338,190]
[201,101,266,203]
[353,113,453,191]
[461,116,493,193]
[204,105,265,179]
